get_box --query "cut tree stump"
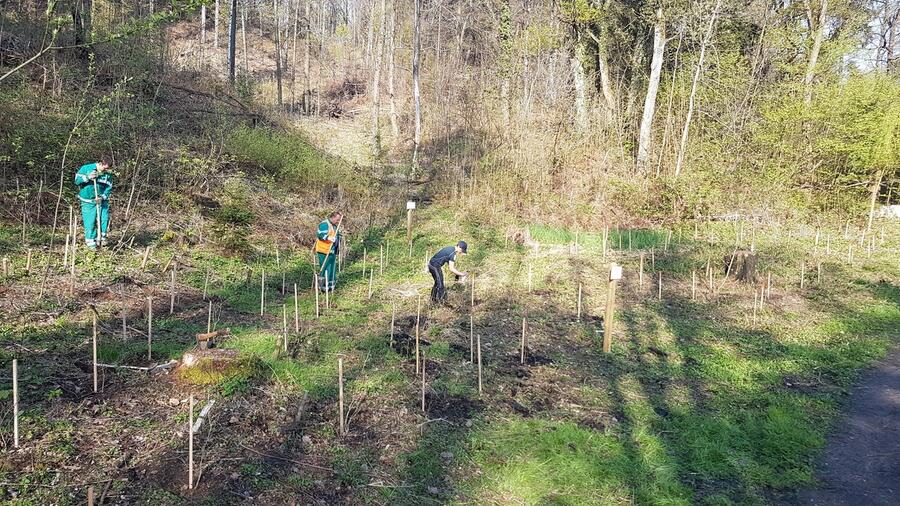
[723,250,758,283]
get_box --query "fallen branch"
[95,360,177,373]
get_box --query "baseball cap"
[458,241,468,253]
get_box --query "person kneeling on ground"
[315,212,342,292]
[73,159,113,250]
[429,241,468,303]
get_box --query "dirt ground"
[786,346,900,505]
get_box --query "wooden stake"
[24,249,32,275]
[415,296,421,374]
[800,261,805,289]
[520,317,526,364]
[650,248,656,270]
[603,263,619,354]
[140,246,151,270]
[282,304,288,352]
[752,289,758,324]
[207,300,212,333]
[657,272,662,301]
[1,256,7,277]
[294,284,300,332]
[665,229,672,252]
[12,359,18,448]
[315,275,320,318]
[363,248,367,275]
[380,244,384,274]
[260,269,266,316]
[324,271,330,309]
[766,272,772,300]
[390,304,396,347]
[639,253,645,288]
[477,334,483,394]
[188,394,194,489]
[602,226,608,257]
[63,233,70,267]
[691,270,697,301]
[122,309,127,341]
[203,269,209,300]
[88,486,94,506]
[469,313,474,363]
[281,272,286,295]
[170,269,176,315]
[368,267,374,299]
[338,358,345,435]
[576,283,583,321]
[92,313,98,393]
[147,297,153,360]
[421,350,426,412]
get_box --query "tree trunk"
[228,0,237,83]
[214,0,220,48]
[371,0,386,160]
[201,4,207,44]
[867,169,885,233]
[317,0,324,116]
[571,39,589,132]
[412,0,422,168]
[305,0,311,113]
[241,1,248,73]
[636,7,666,172]
[275,0,283,106]
[292,0,300,109]
[366,0,376,66]
[673,0,721,179]
[387,2,400,138]
[803,0,828,105]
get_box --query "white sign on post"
[610,264,623,281]
[407,201,416,210]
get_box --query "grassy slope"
[0,202,897,504]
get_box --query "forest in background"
[1,0,899,229]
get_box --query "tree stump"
[723,250,758,283]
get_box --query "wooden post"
[147,297,153,360]
[576,283,583,321]
[1,256,7,277]
[847,244,853,264]
[520,317,526,364]
[363,248,367,276]
[121,308,127,341]
[380,244,384,274]
[203,269,209,300]
[338,358,345,435]
[421,350,426,412]
[752,289,758,324]
[415,296,421,374]
[477,334,482,395]
[602,226,608,258]
[800,261,805,289]
[390,304,396,346]
[88,486,94,506]
[639,253,645,288]
[650,248,656,270]
[315,275,320,317]
[665,229,672,252]
[294,284,300,332]
[282,304,288,352]
[603,263,620,354]
[260,269,266,316]
[63,233,70,267]
[188,394,194,489]
[406,208,413,247]
[12,359,18,448]
[691,270,697,301]
[281,272,286,295]
[140,246,151,270]
[368,268,374,299]
[324,271,330,309]
[24,249,32,275]
[469,313,474,363]
[207,300,212,333]
[92,313,98,393]
[170,269,176,315]
[657,272,662,301]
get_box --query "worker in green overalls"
[315,212,342,291]
[73,160,113,249]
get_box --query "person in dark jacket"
[428,241,467,303]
